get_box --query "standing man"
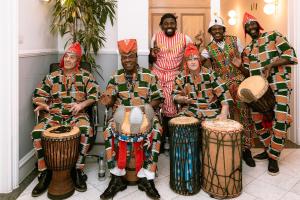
[100,39,163,199]
[149,13,192,152]
[239,12,298,175]
[200,16,256,167]
[31,42,100,196]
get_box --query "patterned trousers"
[103,116,162,173]
[251,89,292,160]
[31,113,93,172]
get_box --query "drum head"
[169,116,200,125]
[238,75,268,103]
[43,126,80,139]
[202,119,243,132]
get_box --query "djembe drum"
[202,119,243,199]
[238,75,275,115]
[113,105,155,185]
[42,126,80,200]
[168,116,201,195]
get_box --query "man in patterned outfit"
[173,43,233,121]
[149,13,192,153]
[200,16,256,167]
[239,12,298,175]
[100,39,163,199]
[31,42,100,196]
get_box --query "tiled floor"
[17,148,300,200]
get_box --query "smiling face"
[121,52,138,73]
[245,21,260,39]
[186,56,200,72]
[161,17,177,37]
[209,25,225,42]
[63,52,78,70]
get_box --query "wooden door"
[149,0,211,45]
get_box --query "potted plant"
[50,0,116,76]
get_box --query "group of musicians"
[30,12,297,200]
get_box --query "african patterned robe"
[207,35,254,149]
[152,31,189,117]
[103,67,163,173]
[242,31,298,160]
[32,68,100,171]
[173,67,233,119]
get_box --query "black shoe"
[31,170,52,197]
[253,151,269,161]
[100,174,127,199]
[243,149,256,167]
[268,158,279,176]
[71,168,87,192]
[138,178,160,199]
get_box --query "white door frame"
[0,0,19,193]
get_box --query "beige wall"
[220,0,287,45]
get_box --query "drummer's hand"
[34,102,49,112]
[231,56,242,68]
[176,96,193,104]
[69,103,84,115]
[100,93,114,106]
[216,113,227,120]
[263,64,273,78]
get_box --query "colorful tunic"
[205,35,255,149]
[103,67,164,173]
[32,68,100,171]
[173,67,233,119]
[151,31,192,117]
[242,31,298,160]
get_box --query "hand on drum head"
[34,102,50,113]
[231,56,242,68]
[216,113,228,120]
[262,64,273,78]
[175,95,193,104]
[69,103,84,115]
[100,93,114,107]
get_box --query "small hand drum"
[42,126,80,200]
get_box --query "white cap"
[208,16,225,30]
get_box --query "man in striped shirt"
[149,13,192,153]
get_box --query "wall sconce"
[263,0,278,15]
[228,10,237,26]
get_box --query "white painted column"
[117,0,149,67]
[0,0,19,193]
[288,0,300,145]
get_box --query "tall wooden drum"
[42,126,80,200]
[169,116,201,195]
[202,119,243,199]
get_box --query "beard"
[165,28,175,37]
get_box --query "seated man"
[173,43,233,121]
[100,39,163,200]
[31,42,100,196]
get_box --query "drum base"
[124,157,139,185]
[47,170,75,200]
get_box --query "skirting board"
[19,149,36,183]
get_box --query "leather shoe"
[71,168,87,192]
[138,178,160,199]
[32,170,52,197]
[268,158,279,176]
[243,149,256,167]
[100,174,127,199]
[253,151,269,161]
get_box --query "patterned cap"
[60,42,82,69]
[243,12,264,32]
[118,39,137,55]
[184,43,200,58]
[208,16,225,30]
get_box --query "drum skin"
[201,119,243,199]
[42,126,80,200]
[169,116,201,195]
